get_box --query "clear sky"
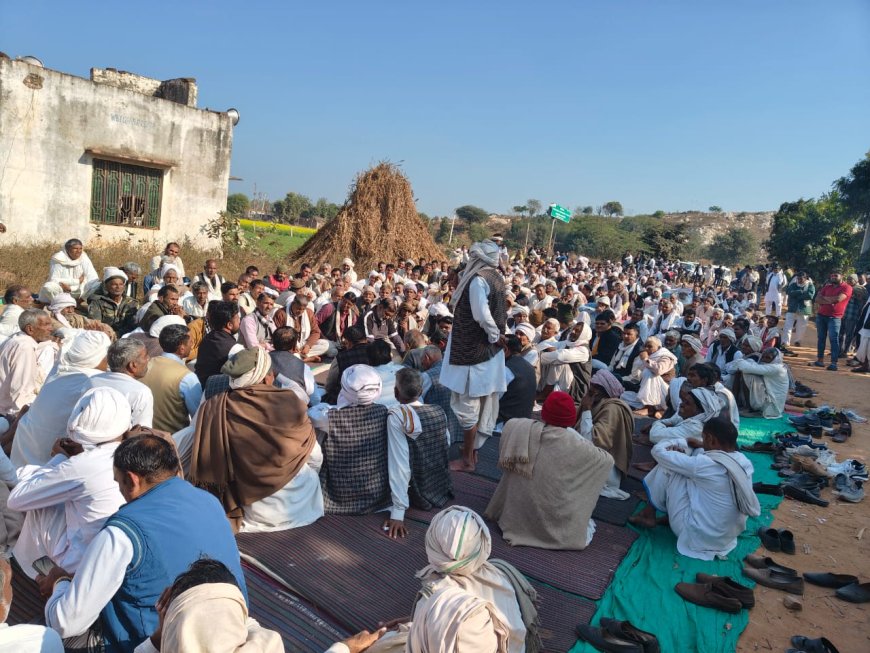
[2,1,868,217]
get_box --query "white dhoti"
[450,391,498,449]
[622,372,668,409]
[764,291,783,316]
[13,505,69,579]
[307,339,336,358]
[782,313,807,346]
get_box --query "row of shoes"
[789,410,853,442]
[764,435,834,506]
[575,618,659,653]
[675,573,754,613]
[741,554,870,604]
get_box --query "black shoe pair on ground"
[787,635,839,653]
[803,571,870,603]
[575,618,659,652]
[757,527,796,553]
[674,573,754,613]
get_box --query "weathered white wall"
[0,57,232,249]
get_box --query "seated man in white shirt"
[10,388,131,578]
[630,415,758,560]
[86,338,153,428]
[538,320,592,399]
[383,368,451,539]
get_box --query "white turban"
[341,257,355,268]
[149,315,186,338]
[159,264,180,278]
[49,293,77,313]
[743,335,763,352]
[509,305,529,317]
[514,323,536,342]
[337,364,382,409]
[428,302,453,318]
[719,328,737,343]
[67,387,132,446]
[450,240,500,310]
[58,330,111,372]
[103,266,128,283]
[681,334,703,353]
[38,282,64,305]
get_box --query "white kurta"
[0,305,23,338]
[644,440,753,560]
[440,277,507,398]
[86,372,154,428]
[240,441,325,533]
[9,444,125,576]
[0,624,64,653]
[48,251,98,298]
[732,359,788,419]
[0,334,42,415]
[11,368,102,468]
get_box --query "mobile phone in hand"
[32,555,57,577]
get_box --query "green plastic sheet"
[569,417,792,653]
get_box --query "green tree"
[272,192,314,223]
[765,193,861,282]
[467,223,491,243]
[705,227,758,265]
[834,153,870,267]
[512,205,528,217]
[708,205,723,213]
[455,205,490,224]
[652,210,666,219]
[527,199,542,218]
[641,222,692,260]
[300,197,341,222]
[602,201,623,217]
[226,193,250,217]
[581,206,594,215]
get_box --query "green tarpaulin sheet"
[570,417,792,653]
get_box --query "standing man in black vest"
[441,240,507,472]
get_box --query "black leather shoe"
[576,624,644,652]
[599,618,660,653]
[778,529,796,554]
[753,482,783,496]
[803,572,859,589]
[783,484,829,507]
[757,527,781,551]
[835,581,870,603]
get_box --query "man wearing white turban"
[88,268,139,336]
[10,387,131,577]
[11,331,111,467]
[441,241,507,472]
[414,507,537,653]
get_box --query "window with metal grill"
[90,159,163,229]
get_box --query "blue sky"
[2,1,869,216]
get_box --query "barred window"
[90,159,163,229]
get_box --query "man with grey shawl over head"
[440,240,507,472]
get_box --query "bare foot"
[628,512,657,529]
[449,459,476,472]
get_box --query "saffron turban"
[541,391,577,428]
[337,364,382,408]
[67,387,132,446]
[591,369,624,398]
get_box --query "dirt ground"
[737,325,870,653]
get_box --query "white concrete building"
[0,55,236,247]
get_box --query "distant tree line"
[226,191,342,224]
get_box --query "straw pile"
[289,162,444,270]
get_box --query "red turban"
[541,391,577,428]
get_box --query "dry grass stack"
[290,162,444,270]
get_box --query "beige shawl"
[409,585,510,653]
[486,419,613,550]
[161,583,283,652]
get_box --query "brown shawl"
[590,398,634,475]
[189,385,316,532]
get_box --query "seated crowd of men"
[0,236,859,651]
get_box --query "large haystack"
[289,163,444,270]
